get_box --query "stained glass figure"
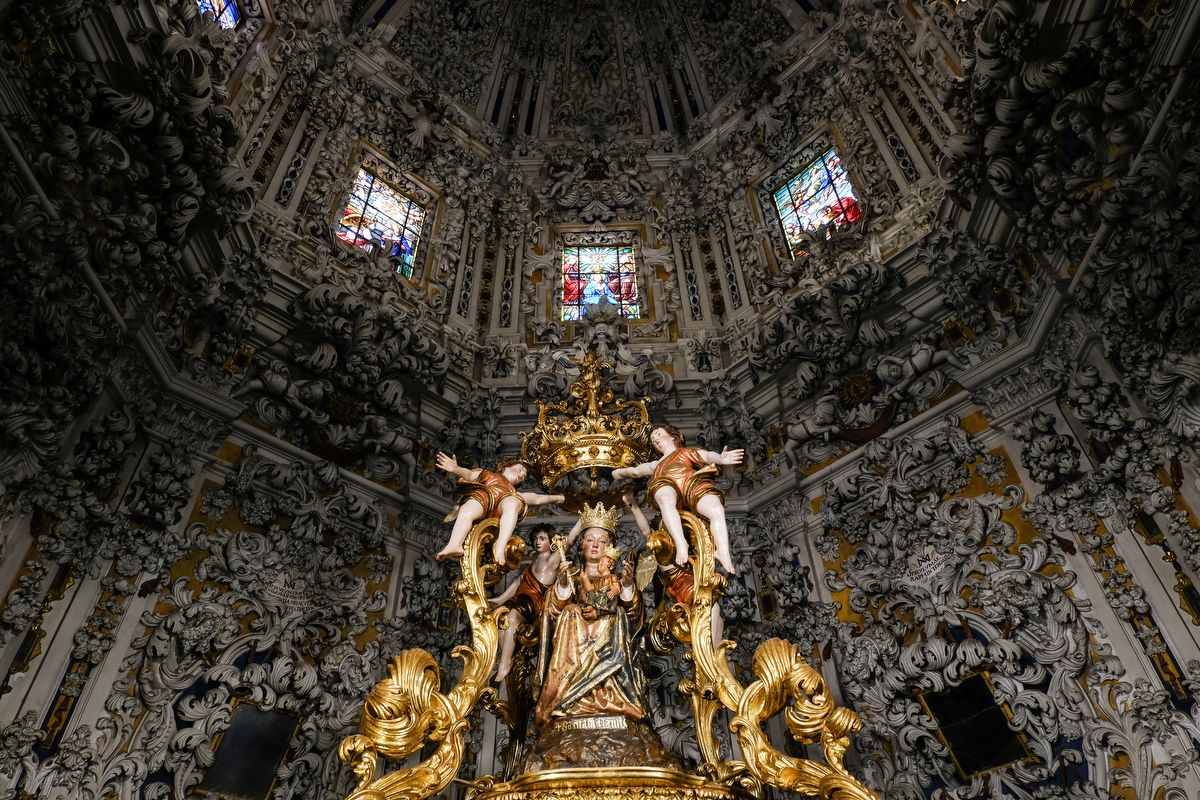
[198,0,240,29]
[772,147,861,258]
[561,245,640,321]
[335,168,426,278]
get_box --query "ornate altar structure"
[338,353,878,800]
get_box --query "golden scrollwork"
[340,516,877,800]
[476,766,746,800]
[338,516,503,800]
[677,510,879,800]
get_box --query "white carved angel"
[232,360,329,423]
[782,394,841,468]
[359,414,417,485]
[397,90,446,148]
[875,336,969,400]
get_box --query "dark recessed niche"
[197,704,298,800]
[919,673,1030,779]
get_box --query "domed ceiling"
[372,0,824,143]
[4,2,1200,799]
[79,0,1020,516]
[246,0,976,494]
[0,0,1052,508]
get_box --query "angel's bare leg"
[437,498,484,560]
[492,495,524,563]
[653,486,690,566]
[494,608,525,683]
[697,493,736,574]
[783,438,800,469]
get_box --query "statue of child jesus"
[578,545,622,617]
[488,520,582,683]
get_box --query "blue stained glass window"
[198,0,240,29]
[562,245,640,321]
[773,147,862,258]
[335,168,426,278]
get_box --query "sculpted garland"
[338,355,878,800]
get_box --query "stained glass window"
[198,0,240,29]
[335,168,426,278]
[772,147,861,258]
[561,245,640,321]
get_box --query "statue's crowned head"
[602,544,621,564]
[579,501,619,533]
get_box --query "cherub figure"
[435,453,565,563]
[782,394,841,468]
[488,519,583,683]
[360,414,417,485]
[875,336,970,400]
[579,545,623,616]
[232,360,330,423]
[611,425,743,573]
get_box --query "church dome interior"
[2,0,1200,797]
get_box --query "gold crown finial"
[519,352,653,488]
[579,501,619,533]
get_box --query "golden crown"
[603,544,621,562]
[519,351,653,489]
[578,501,620,533]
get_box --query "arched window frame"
[333,150,436,281]
[553,229,648,324]
[197,0,270,64]
[198,0,241,29]
[756,131,865,269]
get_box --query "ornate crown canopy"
[519,352,652,490]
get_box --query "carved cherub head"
[530,523,554,554]
[496,458,528,486]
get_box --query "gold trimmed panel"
[476,767,748,800]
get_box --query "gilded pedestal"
[473,767,749,800]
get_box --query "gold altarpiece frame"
[337,354,880,800]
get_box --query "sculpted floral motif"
[750,260,902,394]
[814,418,1120,797]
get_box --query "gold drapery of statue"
[533,571,646,727]
[338,355,881,800]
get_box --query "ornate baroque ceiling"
[2,0,1200,798]
[199,0,978,492]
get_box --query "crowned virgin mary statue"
[525,501,677,771]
